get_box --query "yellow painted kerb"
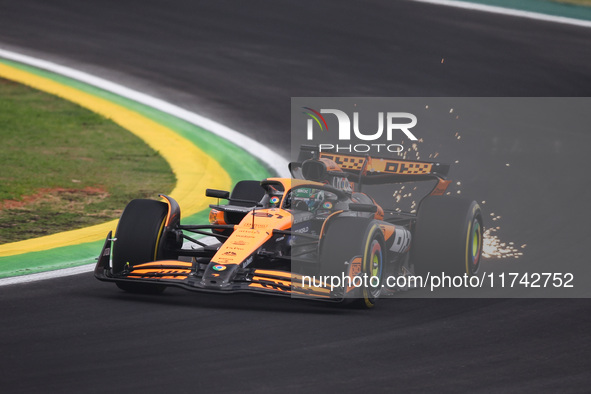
[0,63,232,257]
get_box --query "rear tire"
[112,199,171,294]
[412,196,483,277]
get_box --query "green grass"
[0,78,175,243]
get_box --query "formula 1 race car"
[95,145,483,308]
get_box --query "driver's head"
[307,190,324,210]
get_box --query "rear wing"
[295,145,450,184]
[293,145,453,197]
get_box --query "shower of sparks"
[385,103,523,261]
[490,213,502,222]
[482,226,524,259]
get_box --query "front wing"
[94,233,337,301]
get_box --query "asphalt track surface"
[1,0,591,392]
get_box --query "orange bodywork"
[209,208,226,226]
[373,199,385,220]
[211,208,292,265]
[319,157,342,172]
[134,261,193,268]
[127,261,193,280]
[252,275,291,288]
[345,257,363,293]
[253,269,292,279]
[429,179,452,196]
[378,224,395,242]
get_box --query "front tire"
[319,216,386,308]
[112,199,171,294]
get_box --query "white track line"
[410,0,591,28]
[0,48,288,286]
[0,264,95,286]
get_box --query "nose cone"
[201,262,239,289]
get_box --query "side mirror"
[206,189,230,199]
[349,203,378,213]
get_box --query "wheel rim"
[367,239,383,299]
[469,219,482,273]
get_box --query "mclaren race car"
[95,146,483,308]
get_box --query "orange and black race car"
[95,146,483,308]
